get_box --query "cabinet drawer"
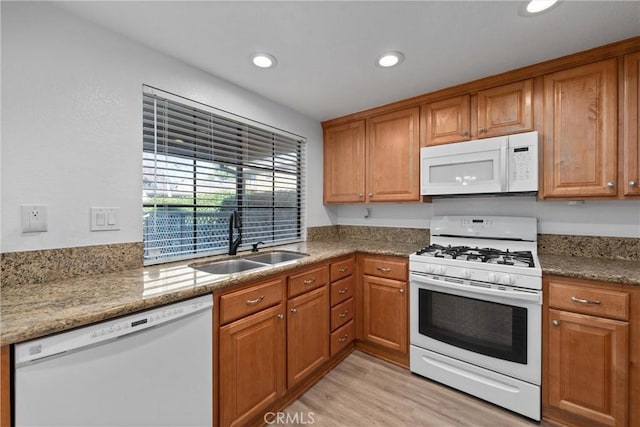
[288,265,329,298]
[362,257,407,281]
[549,280,629,321]
[330,320,354,356]
[330,258,355,282]
[220,278,285,325]
[330,297,354,331]
[330,275,354,306]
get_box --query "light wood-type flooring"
[283,350,550,427]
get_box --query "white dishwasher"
[14,294,213,427]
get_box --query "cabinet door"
[287,285,329,387]
[542,59,618,198]
[1,346,9,427]
[423,95,471,146]
[623,51,640,197]
[366,107,420,202]
[548,309,628,427]
[362,275,408,353]
[323,121,366,203]
[219,304,286,427]
[477,79,533,138]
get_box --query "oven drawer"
[330,275,354,306]
[219,278,285,324]
[288,265,329,298]
[363,257,407,281]
[330,258,354,282]
[330,297,354,331]
[330,320,354,356]
[548,279,629,321]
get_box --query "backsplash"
[537,234,639,261]
[1,242,143,287]
[308,225,429,245]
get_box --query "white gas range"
[409,216,542,421]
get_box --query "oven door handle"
[410,273,542,304]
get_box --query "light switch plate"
[22,205,48,233]
[91,207,120,231]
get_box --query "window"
[142,87,305,265]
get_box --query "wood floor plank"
[283,351,547,427]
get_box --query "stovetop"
[415,244,535,268]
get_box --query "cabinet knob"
[606,181,615,188]
[277,314,284,320]
[358,193,364,197]
[461,130,469,136]
[479,127,486,134]
[552,320,559,327]
[368,193,373,198]
[290,308,297,314]
[630,180,639,188]
[399,288,405,294]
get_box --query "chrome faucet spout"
[228,210,242,255]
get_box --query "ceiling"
[55,1,640,122]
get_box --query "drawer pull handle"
[246,295,265,305]
[338,267,349,273]
[338,334,349,343]
[571,296,601,305]
[338,288,349,294]
[303,277,317,285]
[338,310,349,318]
[376,267,391,273]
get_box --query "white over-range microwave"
[420,131,538,196]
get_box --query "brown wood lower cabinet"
[219,303,286,427]
[1,346,10,427]
[357,255,409,366]
[287,285,329,387]
[543,275,637,427]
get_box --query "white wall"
[1,2,333,253]
[336,197,640,238]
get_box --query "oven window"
[418,289,527,364]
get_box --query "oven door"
[420,136,507,195]
[409,272,541,384]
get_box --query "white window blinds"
[142,88,305,265]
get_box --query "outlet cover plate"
[21,205,48,233]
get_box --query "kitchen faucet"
[228,210,242,255]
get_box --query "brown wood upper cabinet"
[623,51,640,197]
[323,107,420,203]
[541,59,618,198]
[422,79,533,146]
[323,120,366,203]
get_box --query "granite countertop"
[538,254,640,286]
[0,240,420,346]
[2,240,639,347]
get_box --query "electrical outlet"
[22,205,48,233]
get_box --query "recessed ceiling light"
[526,0,558,14]
[252,53,277,69]
[376,52,404,68]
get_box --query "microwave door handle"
[500,141,508,191]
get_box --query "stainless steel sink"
[191,258,267,275]
[244,251,309,265]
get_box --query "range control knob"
[461,269,471,279]
[488,272,497,283]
